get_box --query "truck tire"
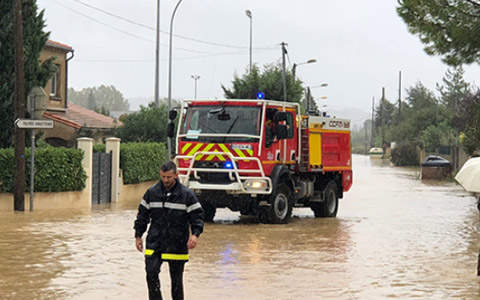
[311,181,338,218]
[259,184,293,224]
[201,200,216,222]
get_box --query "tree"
[68,85,130,113]
[420,121,456,153]
[115,102,168,143]
[389,82,439,146]
[437,67,471,110]
[221,63,304,103]
[0,0,55,148]
[374,96,396,148]
[405,81,437,111]
[457,91,480,155]
[397,0,480,66]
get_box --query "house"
[37,40,120,147]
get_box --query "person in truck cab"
[265,110,276,148]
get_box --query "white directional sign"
[15,119,54,129]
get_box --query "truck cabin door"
[264,108,297,164]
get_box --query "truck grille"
[192,161,237,184]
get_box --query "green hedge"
[120,142,167,184]
[93,144,106,153]
[391,141,419,166]
[0,147,87,193]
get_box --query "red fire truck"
[172,99,352,224]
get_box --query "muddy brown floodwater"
[1,155,480,299]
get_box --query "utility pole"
[14,0,26,211]
[281,42,287,101]
[371,97,375,148]
[364,119,368,155]
[398,70,402,122]
[154,0,160,107]
[29,95,35,212]
[381,87,386,155]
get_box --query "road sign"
[15,119,54,129]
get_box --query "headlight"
[243,179,268,190]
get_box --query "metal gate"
[92,152,112,205]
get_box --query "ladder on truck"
[299,128,309,172]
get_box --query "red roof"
[45,40,73,52]
[45,103,121,130]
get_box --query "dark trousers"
[146,254,186,300]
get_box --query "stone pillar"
[106,137,121,203]
[77,137,93,208]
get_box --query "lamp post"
[306,83,328,114]
[154,0,160,107]
[245,10,252,73]
[292,58,316,80]
[191,75,200,99]
[167,0,183,159]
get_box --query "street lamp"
[154,0,160,107]
[167,0,184,159]
[292,58,316,80]
[311,83,328,89]
[191,75,200,99]
[245,10,252,73]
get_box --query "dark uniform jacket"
[134,179,204,260]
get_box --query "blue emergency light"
[224,162,234,169]
[256,92,265,99]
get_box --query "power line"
[49,0,227,55]
[73,47,277,63]
[50,0,153,43]
[68,0,276,50]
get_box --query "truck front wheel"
[259,184,293,224]
[200,200,216,222]
[311,181,338,218]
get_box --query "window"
[286,112,294,139]
[181,105,261,142]
[49,64,60,97]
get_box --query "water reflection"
[1,155,480,299]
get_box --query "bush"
[93,143,106,153]
[120,142,167,184]
[0,149,15,193]
[352,145,367,155]
[391,141,419,166]
[0,147,87,193]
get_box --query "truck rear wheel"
[311,181,338,218]
[259,184,293,224]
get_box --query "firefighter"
[265,110,276,148]
[134,161,204,300]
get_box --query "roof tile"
[45,103,121,129]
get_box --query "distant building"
[37,40,120,147]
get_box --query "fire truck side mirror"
[169,110,178,120]
[167,122,175,138]
[276,124,288,140]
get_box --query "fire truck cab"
[173,99,352,224]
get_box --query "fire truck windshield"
[181,105,261,142]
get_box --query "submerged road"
[1,155,479,299]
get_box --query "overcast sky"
[37,0,480,121]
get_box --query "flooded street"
[1,154,480,299]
